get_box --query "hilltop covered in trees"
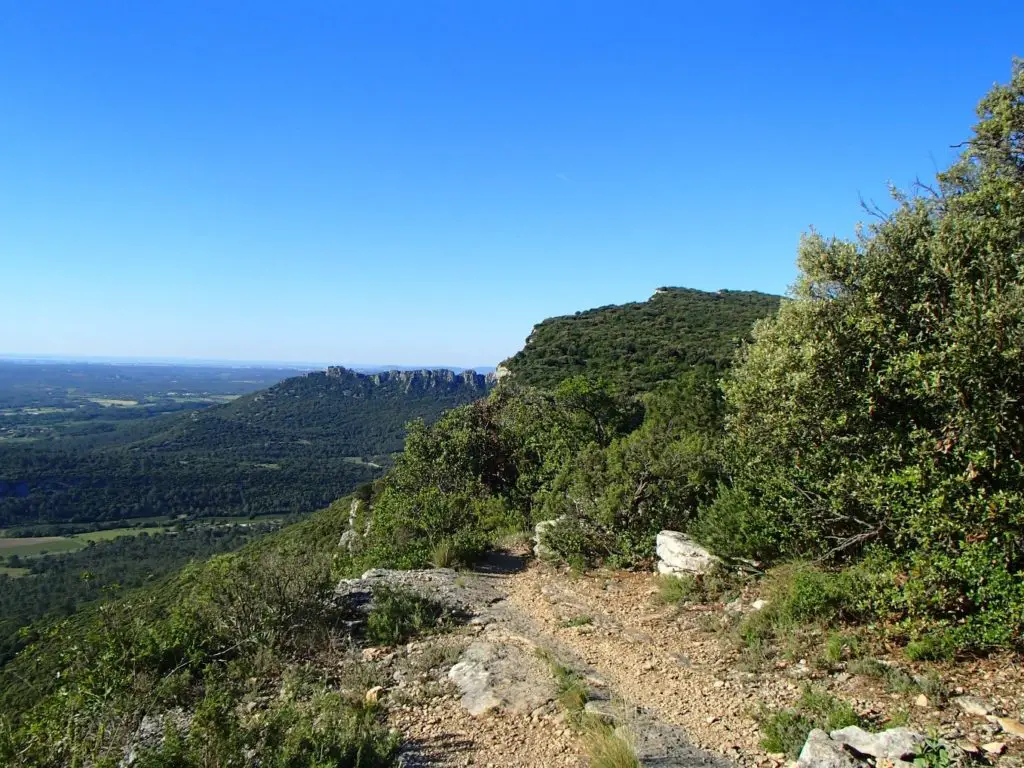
[501,287,781,393]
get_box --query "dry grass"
[582,720,640,768]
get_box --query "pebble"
[991,716,1024,738]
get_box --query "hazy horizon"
[0,352,498,373]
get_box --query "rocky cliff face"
[322,366,494,394]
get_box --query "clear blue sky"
[1,2,1020,367]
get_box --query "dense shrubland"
[359,64,1024,652]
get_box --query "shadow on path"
[473,550,529,575]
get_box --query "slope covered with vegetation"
[501,287,781,393]
[0,367,491,527]
[0,498,409,767]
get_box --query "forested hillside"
[501,287,781,392]
[0,367,491,526]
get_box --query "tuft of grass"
[536,648,588,716]
[365,586,449,646]
[798,686,860,731]
[886,708,911,727]
[560,615,594,628]
[582,721,640,768]
[824,631,862,664]
[431,539,457,568]
[847,657,934,696]
[847,657,889,679]
[554,665,588,713]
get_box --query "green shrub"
[759,708,815,758]
[736,564,866,657]
[0,500,405,767]
[539,514,614,567]
[365,586,449,646]
[658,574,701,604]
[716,63,1024,651]
[905,634,955,662]
[133,690,400,768]
[692,484,783,562]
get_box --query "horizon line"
[0,352,497,372]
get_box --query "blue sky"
[1,2,1021,367]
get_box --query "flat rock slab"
[448,639,555,717]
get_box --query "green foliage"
[131,690,400,768]
[759,687,861,758]
[552,662,588,714]
[912,736,954,768]
[503,287,781,394]
[715,62,1024,651]
[0,521,272,666]
[739,564,865,646]
[846,657,947,701]
[905,634,955,662]
[823,632,862,665]
[657,565,742,605]
[0,498,398,767]
[759,708,815,758]
[536,370,726,566]
[364,586,449,647]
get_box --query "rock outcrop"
[796,726,941,768]
[533,517,564,560]
[323,366,493,393]
[656,531,721,576]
